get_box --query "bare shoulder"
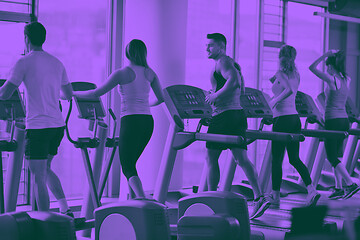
[144,67,156,82]
[218,56,234,69]
[113,66,135,85]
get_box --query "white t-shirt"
[8,50,69,129]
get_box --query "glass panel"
[0,21,27,204]
[183,0,234,187]
[285,2,325,174]
[0,1,31,14]
[0,21,25,79]
[287,2,324,98]
[38,0,108,200]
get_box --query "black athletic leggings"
[271,114,312,191]
[324,118,349,168]
[119,114,154,179]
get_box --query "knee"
[33,172,47,184]
[329,159,341,168]
[271,158,282,167]
[235,159,246,167]
[122,167,138,180]
[289,157,301,167]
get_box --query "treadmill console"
[163,85,212,120]
[0,79,25,120]
[72,82,106,120]
[295,91,322,120]
[240,88,272,119]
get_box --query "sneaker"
[249,196,270,220]
[306,190,321,207]
[343,183,360,200]
[61,209,74,218]
[264,194,280,209]
[328,188,344,200]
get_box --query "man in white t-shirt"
[0,22,74,215]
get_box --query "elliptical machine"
[68,82,171,240]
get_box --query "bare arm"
[205,58,239,104]
[148,71,164,107]
[215,58,240,98]
[0,81,18,100]
[270,72,294,109]
[309,50,336,85]
[75,69,128,99]
[60,83,74,100]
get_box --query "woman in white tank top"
[267,45,320,208]
[76,39,164,199]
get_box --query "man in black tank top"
[204,33,270,219]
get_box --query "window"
[183,0,234,187]
[0,0,32,14]
[287,2,324,98]
[0,21,25,79]
[38,0,108,200]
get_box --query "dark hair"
[279,45,297,75]
[125,39,149,68]
[207,33,227,48]
[24,22,46,46]
[325,51,346,77]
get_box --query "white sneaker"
[250,196,270,219]
[306,190,321,207]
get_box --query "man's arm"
[60,83,74,100]
[205,58,239,104]
[0,81,18,100]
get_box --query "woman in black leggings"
[310,50,360,200]
[267,45,320,208]
[75,39,164,198]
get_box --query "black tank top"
[211,58,242,116]
[213,62,241,91]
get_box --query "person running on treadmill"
[75,39,164,199]
[267,45,321,208]
[0,22,74,216]
[310,50,360,200]
[204,33,270,219]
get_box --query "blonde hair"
[279,45,297,75]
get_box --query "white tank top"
[118,65,151,117]
[271,71,299,118]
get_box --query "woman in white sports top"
[267,45,320,208]
[76,39,164,199]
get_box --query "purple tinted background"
[0,0,355,205]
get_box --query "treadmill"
[314,92,360,188]
[272,91,348,195]
[153,85,304,238]
[247,91,346,234]
[209,87,305,199]
[0,79,26,214]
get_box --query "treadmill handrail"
[347,128,360,136]
[246,130,305,142]
[301,129,348,139]
[173,132,244,150]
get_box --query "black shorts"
[206,110,247,150]
[25,127,65,160]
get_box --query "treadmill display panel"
[164,85,212,119]
[240,88,272,118]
